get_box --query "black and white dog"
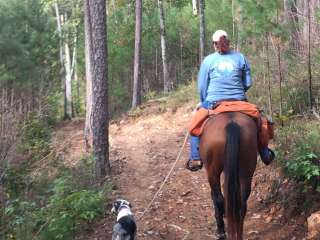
[111,199,137,240]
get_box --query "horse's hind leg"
[209,176,226,239]
[239,178,252,239]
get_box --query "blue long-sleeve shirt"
[198,51,251,103]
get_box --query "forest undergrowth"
[1,82,319,240]
[1,114,113,240]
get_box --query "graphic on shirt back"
[215,59,235,77]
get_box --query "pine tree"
[158,0,171,93]
[84,0,110,178]
[132,0,142,109]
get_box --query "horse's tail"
[224,121,241,238]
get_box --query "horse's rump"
[200,112,257,172]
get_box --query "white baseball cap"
[212,30,228,42]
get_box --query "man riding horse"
[186,30,275,172]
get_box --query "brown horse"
[200,112,257,240]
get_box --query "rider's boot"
[259,147,275,165]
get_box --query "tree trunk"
[132,0,142,109]
[158,0,171,93]
[71,37,78,116]
[277,41,284,126]
[54,1,66,117]
[192,0,198,16]
[275,8,283,126]
[232,0,235,43]
[302,0,309,43]
[199,0,205,63]
[54,3,63,70]
[265,33,273,119]
[307,0,313,110]
[55,3,73,120]
[155,47,158,87]
[64,16,73,120]
[85,0,110,178]
[236,4,243,51]
[84,0,93,152]
[179,31,183,84]
[74,63,79,116]
[284,0,300,50]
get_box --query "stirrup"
[186,159,203,172]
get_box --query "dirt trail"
[59,104,307,240]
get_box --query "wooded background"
[0,0,319,239]
[0,0,319,121]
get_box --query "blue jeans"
[189,101,216,160]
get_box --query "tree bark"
[199,0,205,63]
[307,0,313,110]
[54,1,67,118]
[132,0,142,109]
[302,0,309,43]
[284,0,300,50]
[71,38,78,116]
[179,31,183,84]
[192,0,198,16]
[158,0,171,93]
[232,0,235,43]
[84,0,93,152]
[54,3,73,120]
[277,41,284,126]
[265,33,273,119]
[236,4,243,51]
[276,8,283,126]
[64,16,73,120]
[84,0,110,178]
[54,1,63,75]
[155,47,158,86]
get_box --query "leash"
[136,130,189,222]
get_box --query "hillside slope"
[57,102,308,239]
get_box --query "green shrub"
[46,91,63,124]
[3,173,111,240]
[277,120,320,191]
[19,115,51,158]
[41,186,105,239]
[4,168,31,199]
[4,199,39,240]
[38,173,112,240]
[286,144,320,185]
[283,84,309,114]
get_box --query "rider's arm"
[241,54,251,92]
[198,57,210,102]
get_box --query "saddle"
[188,101,274,148]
